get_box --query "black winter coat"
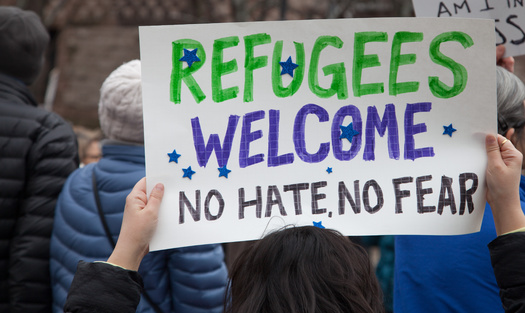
[489,232,525,313]
[64,261,143,313]
[0,73,78,312]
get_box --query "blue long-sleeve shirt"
[394,175,525,313]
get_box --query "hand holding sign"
[485,134,525,235]
[107,178,164,271]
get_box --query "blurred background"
[2,0,523,130]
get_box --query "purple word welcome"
[191,102,435,168]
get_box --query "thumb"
[146,183,164,212]
[485,134,503,167]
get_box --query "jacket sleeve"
[489,232,525,313]
[169,244,229,313]
[8,115,78,312]
[64,261,143,313]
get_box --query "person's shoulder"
[169,244,227,271]
[2,102,75,138]
[65,163,96,184]
[36,108,73,132]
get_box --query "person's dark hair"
[496,66,525,138]
[225,226,384,313]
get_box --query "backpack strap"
[92,171,116,247]
[92,170,164,313]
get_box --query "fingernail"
[155,183,164,192]
[486,135,496,145]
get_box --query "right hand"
[485,134,525,235]
[107,178,164,270]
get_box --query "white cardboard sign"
[412,0,525,57]
[139,18,496,251]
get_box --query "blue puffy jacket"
[50,143,228,313]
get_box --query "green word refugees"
[170,31,473,104]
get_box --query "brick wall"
[53,26,140,128]
[2,0,524,129]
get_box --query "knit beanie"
[0,6,49,85]
[98,60,144,144]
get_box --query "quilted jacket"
[0,73,78,312]
[50,143,228,313]
[489,232,525,312]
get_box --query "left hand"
[107,178,164,271]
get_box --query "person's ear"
[505,128,517,145]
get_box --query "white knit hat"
[98,60,144,144]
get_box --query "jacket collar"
[0,72,37,106]
[101,144,145,164]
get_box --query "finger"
[126,177,148,209]
[497,134,523,171]
[486,134,501,154]
[503,56,515,73]
[496,44,505,62]
[497,134,515,152]
[132,177,147,194]
[145,183,164,212]
[486,134,505,167]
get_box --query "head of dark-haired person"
[225,226,384,313]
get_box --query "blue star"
[340,123,359,142]
[326,167,333,174]
[218,165,231,178]
[179,48,201,68]
[443,124,457,137]
[313,221,325,229]
[279,56,299,77]
[167,149,181,163]
[182,166,196,179]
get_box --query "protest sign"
[412,0,525,57]
[139,18,496,251]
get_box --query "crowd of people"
[1,5,525,313]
